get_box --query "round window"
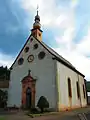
[24,47,29,53]
[30,38,33,42]
[18,58,24,65]
[38,51,46,60]
[33,44,38,49]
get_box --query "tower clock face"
[27,55,34,62]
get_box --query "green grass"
[28,113,41,118]
[0,116,5,120]
[27,112,58,118]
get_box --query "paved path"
[1,107,90,120]
[1,111,80,120]
[5,113,79,120]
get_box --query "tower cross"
[37,5,39,10]
[37,5,39,15]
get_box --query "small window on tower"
[33,32,35,37]
[33,44,38,49]
[39,33,41,36]
[34,32,35,35]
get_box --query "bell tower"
[31,6,43,41]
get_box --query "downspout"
[77,74,82,107]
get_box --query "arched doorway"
[26,87,32,108]
[21,72,36,109]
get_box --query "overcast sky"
[0,0,90,80]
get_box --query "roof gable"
[10,35,53,69]
[10,35,31,69]
[33,36,85,77]
[10,35,84,77]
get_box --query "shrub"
[37,96,49,113]
[0,90,8,108]
[30,107,40,114]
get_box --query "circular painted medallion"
[27,55,34,62]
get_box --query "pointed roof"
[10,35,85,77]
[41,41,75,68]
[35,5,40,21]
[33,6,41,29]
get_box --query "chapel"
[7,9,87,111]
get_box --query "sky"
[0,0,90,80]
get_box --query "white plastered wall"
[8,36,57,109]
[56,61,87,111]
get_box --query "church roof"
[34,36,85,77]
[10,35,85,77]
[40,41,75,68]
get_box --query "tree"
[0,66,10,80]
[37,96,49,113]
[0,90,8,108]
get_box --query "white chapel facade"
[8,10,87,111]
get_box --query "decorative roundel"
[24,47,29,53]
[18,58,24,65]
[33,44,38,49]
[27,55,34,62]
[38,51,46,60]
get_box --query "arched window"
[67,78,72,97]
[76,81,80,99]
[39,33,41,36]
[83,84,86,98]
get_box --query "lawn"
[0,116,5,120]
[27,112,59,118]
